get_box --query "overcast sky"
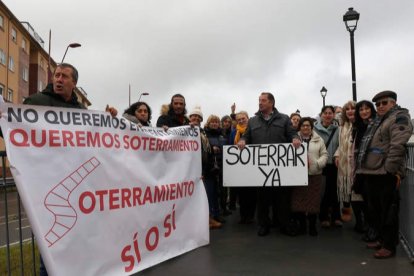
[4,0,414,122]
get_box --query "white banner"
[0,103,209,275]
[223,144,308,187]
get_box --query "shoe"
[214,216,226,223]
[334,220,343,227]
[341,207,352,222]
[209,217,222,229]
[374,248,395,259]
[366,241,381,250]
[321,221,330,228]
[257,226,270,237]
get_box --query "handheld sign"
[223,144,308,187]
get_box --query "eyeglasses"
[375,100,389,107]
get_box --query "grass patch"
[0,241,39,275]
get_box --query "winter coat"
[156,105,189,127]
[23,83,85,109]
[204,127,227,167]
[314,122,339,165]
[358,107,412,177]
[303,131,328,175]
[241,109,298,145]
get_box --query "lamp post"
[138,92,149,102]
[320,86,327,107]
[343,7,360,102]
[61,43,81,63]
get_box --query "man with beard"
[156,94,189,127]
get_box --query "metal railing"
[400,142,414,262]
[1,151,38,275]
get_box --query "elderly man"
[356,90,412,259]
[156,94,189,127]
[238,92,301,236]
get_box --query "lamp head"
[343,7,360,32]
[320,86,327,98]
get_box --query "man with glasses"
[356,90,412,259]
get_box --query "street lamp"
[343,7,360,102]
[320,86,327,107]
[138,92,149,102]
[61,43,81,63]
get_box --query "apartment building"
[1,2,91,176]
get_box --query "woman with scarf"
[291,117,328,236]
[352,100,377,239]
[123,101,152,126]
[314,105,341,228]
[230,111,256,224]
[334,101,356,224]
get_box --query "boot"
[308,214,318,236]
[209,217,222,229]
[341,207,352,222]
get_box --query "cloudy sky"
[4,0,414,122]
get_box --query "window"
[7,88,13,102]
[8,56,14,71]
[0,84,4,97]
[0,15,4,29]
[22,39,26,51]
[11,28,17,42]
[22,67,29,82]
[0,49,6,65]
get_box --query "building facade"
[1,2,91,176]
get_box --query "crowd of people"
[140,90,411,260]
[11,64,413,275]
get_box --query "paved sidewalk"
[139,210,413,275]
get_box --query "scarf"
[234,124,247,144]
[356,105,398,169]
[337,122,354,202]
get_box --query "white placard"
[223,144,308,187]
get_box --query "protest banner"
[223,144,308,187]
[0,102,209,275]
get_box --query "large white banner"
[223,144,308,187]
[0,103,209,275]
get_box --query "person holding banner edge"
[237,92,301,237]
[20,63,117,276]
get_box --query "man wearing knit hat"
[356,90,412,259]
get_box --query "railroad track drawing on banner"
[43,157,101,247]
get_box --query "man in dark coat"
[156,94,189,127]
[238,92,301,236]
[24,63,85,109]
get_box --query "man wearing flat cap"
[356,90,412,259]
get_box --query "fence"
[400,142,414,262]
